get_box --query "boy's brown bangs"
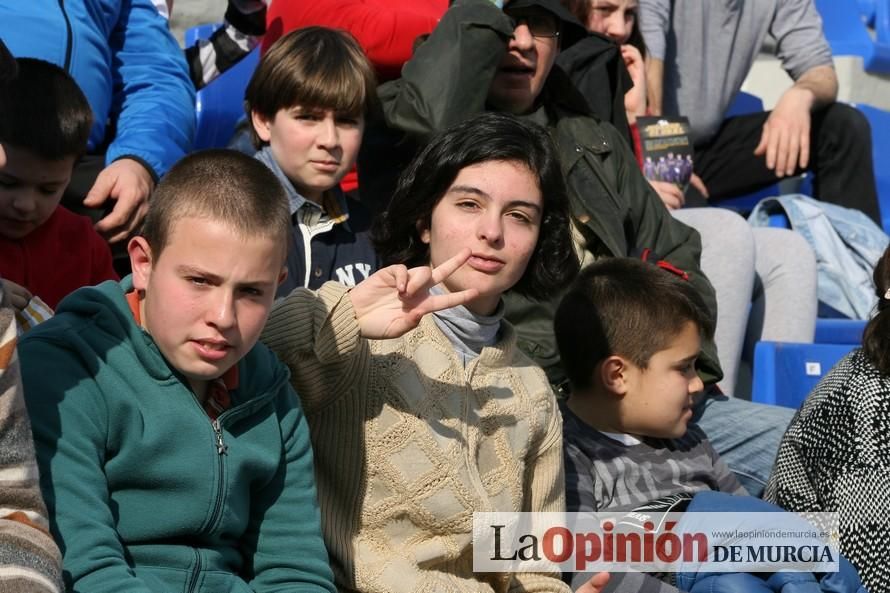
[289,65,368,117]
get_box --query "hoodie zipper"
[182,416,226,593]
[206,418,228,537]
[184,385,278,589]
[56,0,74,72]
[185,548,202,593]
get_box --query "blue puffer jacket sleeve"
[105,0,195,178]
[0,0,194,180]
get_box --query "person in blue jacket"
[0,0,195,245]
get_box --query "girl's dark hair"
[372,112,579,300]
[863,247,890,374]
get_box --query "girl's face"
[587,0,638,44]
[421,159,543,315]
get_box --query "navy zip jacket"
[254,147,380,296]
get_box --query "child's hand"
[576,572,610,593]
[348,248,479,340]
[1,280,32,312]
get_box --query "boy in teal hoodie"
[17,150,336,593]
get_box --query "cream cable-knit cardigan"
[262,282,570,593]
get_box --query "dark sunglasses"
[505,9,561,38]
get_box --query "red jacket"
[263,1,448,194]
[263,0,448,82]
[0,207,118,309]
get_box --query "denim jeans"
[692,394,795,498]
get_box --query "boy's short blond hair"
[245,26,378,148]
[140,149,291,262]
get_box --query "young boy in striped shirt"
[554,257,746,592]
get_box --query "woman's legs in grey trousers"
[672,209,817,395]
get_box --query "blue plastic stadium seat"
[814,318,867,344]
[851,103,890,233]
[814,0,890,74]
[859,0,877,26]
[751,341,857,408]
[185,24,259,150]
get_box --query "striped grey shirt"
[560,402,746,592]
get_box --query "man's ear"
[599,355,631,397]
[128,236,153,292]
[250,110,274,143]
[277,266,288,287]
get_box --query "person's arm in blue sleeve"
[84,0,195,244]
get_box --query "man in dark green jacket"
[365,0,720,383]
[363,0,794,498]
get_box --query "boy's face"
[587,0,638,44]
[487,6,560,114]
[129,216,286,395]
[0,143,74,240]
[619,321,704,439]
[252,106,364,203]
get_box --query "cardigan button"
[314,267,323,277]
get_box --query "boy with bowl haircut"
[246,26,380,295]
[0,57,118,314]
[17,150,336,593]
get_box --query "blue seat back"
[752,342,857,408]
[814,318,867,344]
[185,24,259,150]
[815,0,890,73]
[851,103,890,233]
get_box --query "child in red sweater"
[0,56,117,314]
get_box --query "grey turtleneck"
[430,285,503,367]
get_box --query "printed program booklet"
[638,115,693,190]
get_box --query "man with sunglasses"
[366,0,722,394]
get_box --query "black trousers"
[686,102,881,225]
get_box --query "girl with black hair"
[262,112,607,593]
[766,245,890,593]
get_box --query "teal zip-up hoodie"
[18,278,335,593]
